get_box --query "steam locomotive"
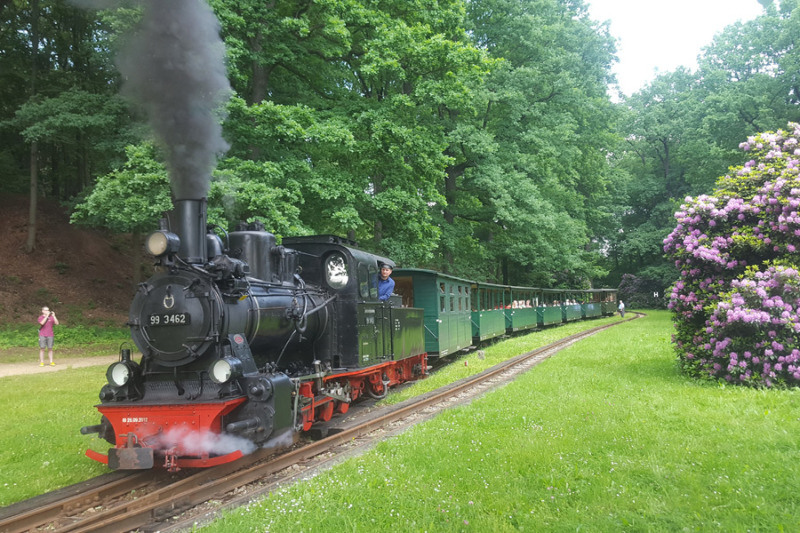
[81,198,617,471]
[81,198,427,471]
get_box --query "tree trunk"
[25,0,40,254]
[26,141,39,253]
[372,174,385,248]
[131,230,143,287]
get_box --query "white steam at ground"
[153,426,297,458]
[157,426,258,457]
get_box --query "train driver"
[378,263,395,301]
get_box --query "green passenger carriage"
[507,286,539,332]
[470,281,508,342]
[562,290,583,322]
[598,289,618,316]
[582,290,602,318]
[390,268,618,359]
[538,289,564,327]
[393,269,473,357]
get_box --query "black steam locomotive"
[82,198,427,470]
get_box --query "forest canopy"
[3,0,800,294]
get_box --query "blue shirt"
[378,276,395,301]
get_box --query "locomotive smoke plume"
[73,0,231,199]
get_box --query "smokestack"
[167,198,208,264]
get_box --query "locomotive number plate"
[148,313,191,326]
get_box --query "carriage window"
[457,286,463,311]
[440,283,446,312]
[446,284,452,312]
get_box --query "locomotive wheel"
[318,400,334,422]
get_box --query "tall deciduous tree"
[0,1,136,250]
[453,0,618,285]
[211,0,489,265]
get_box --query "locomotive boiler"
[82,198,427,471]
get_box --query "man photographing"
[37,306,59,367]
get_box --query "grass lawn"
[0,367,111,506]
[198,311,800,532]
[0,315,622,508]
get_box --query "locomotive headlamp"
[107,361,135,387]
[145,230,181,257]
[209,357,243,384]
[324,253,349,290]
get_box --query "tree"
[71,143,171,285]
[452,0,618,285]
[0,0,133,251]
[607,1,800,292]
[212,0,489,265]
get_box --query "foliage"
[617,273,669,309]
[70,143,171,233]
[606,2,800,288]
[665,123,800,387]
[0,324,130,350]
[442,0,618,285]
[0,1,136,198]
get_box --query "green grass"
[0,315,622,508]
[0,367,111,506]
[198,311,800,532]
[384,315,625,405]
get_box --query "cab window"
[368,265,379,299]
[359,264,370,298]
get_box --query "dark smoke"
[74,0,231,199]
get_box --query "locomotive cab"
[282,236,425,370]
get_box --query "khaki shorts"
[39,336,54,349]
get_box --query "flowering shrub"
[664,123,800,387]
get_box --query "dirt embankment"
[0,193,135,326]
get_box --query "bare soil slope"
[0,193,135,326]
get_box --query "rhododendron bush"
[665,123,800,387]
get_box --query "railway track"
[0,316,634,533]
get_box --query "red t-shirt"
[38,315,55,337]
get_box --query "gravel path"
[0,355,119,378]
